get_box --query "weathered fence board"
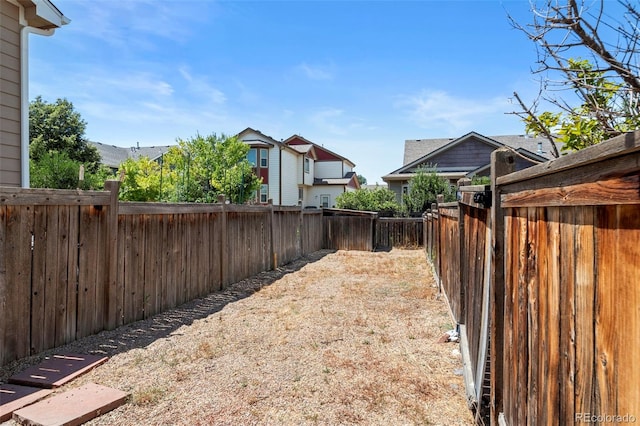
[425,131,640,425]
[375,218,423,248]
[0,190,326,368]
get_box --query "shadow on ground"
[0,249,335,383]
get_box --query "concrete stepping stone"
[12,383,129,426]
[0,384,53,422]
[8,354,108,389]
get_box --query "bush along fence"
[424,131,640,425]
[0,186,323,367]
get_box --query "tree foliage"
[29,96,101,171]
[119,133,261,203]
[510,1,640,153]
[29,96,111,189]
[335,186,399,215]
[403,167,455,215]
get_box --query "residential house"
[236,128,359,207]
[382,131,556,202]
[284,134,359,208]
[0,0,68,187]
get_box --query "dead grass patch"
[1,249,472,426]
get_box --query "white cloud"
[179,67,227,104]
[296,63,334,81]
[396,90,512,134]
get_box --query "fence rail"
[426,131,640,425]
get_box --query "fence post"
[218,195,228,289]
[490,148,516,424]
[103,180,120,330]
[268,199,277,269]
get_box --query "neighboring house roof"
[385,131,555,181]
[284,135,356,168]
[236,127,278,147]
[403,132,557,165]
[288,143,318,160]
[314,171,359,188]
[89,141,172,169]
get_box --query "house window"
[260,149,268,168]
[320,194,330,208]
[260,184,268,203]
[304,158,310,173]
[247,149,257,166]
[298,188,303,202]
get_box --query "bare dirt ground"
[1,249,473,426]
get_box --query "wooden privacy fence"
[323,208,425,251]
[427,131,640,425]
[0,185,323,367]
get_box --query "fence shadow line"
[0,249,334,383]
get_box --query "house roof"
[403,132,558,165]
[89,141,173,169]
[236,127,278,147]
[314,171,360,189]
[383,131,557,181]
[284,135,356,167]
[20,0,70,29]
[288,143,318,160]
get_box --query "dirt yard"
[1,249,473,426]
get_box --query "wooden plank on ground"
[8,354,108,389]
[0,384,53,422]
[12,383,128,426]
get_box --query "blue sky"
[30,0,543,184]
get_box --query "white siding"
[267,145,280,204]
[279,148,300,205]
[308,186,345,209]
[314,161,344,179]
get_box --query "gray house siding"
[421,138,496,170]
[0,0,22,187]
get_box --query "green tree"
[29,96,111,189]
[119,133,261,203]
[403,167,455,215]
[510,1,640,153]
[29,96,101,171]
[357,174,367,186]
[118,157,162,201]
[335,186,400,215]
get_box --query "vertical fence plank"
[0,205,5,366]
[574,206,596,419]
[116,213,126,328]
[615,205,640,418]
[30,205,47,355]
[5,206,33,362]
[545,207,561,424]
[490,149,515,424]
[527,207,540,426]
[64,206,79,344]
[104,181,120,330]
[559,207,576,425]
[595,206,619,417]
[77,205,99,339]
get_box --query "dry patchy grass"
[1,249,472,426]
